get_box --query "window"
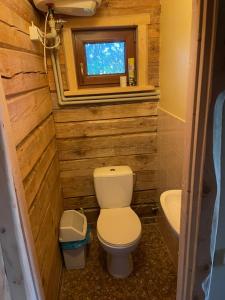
[73,28,136,88]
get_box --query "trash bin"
[59,210,91,270]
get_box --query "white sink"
[160,190,182,236]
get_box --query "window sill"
[64,85,155,97]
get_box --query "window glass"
[73,28,136,87]
[85,42,125,76]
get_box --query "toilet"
[93,166,142,278]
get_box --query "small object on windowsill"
[120,76,127,87]
[128,57,136,86]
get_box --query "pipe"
[50,50,160,106]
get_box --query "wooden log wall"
[0,1,63,299]
[49,0,161,223]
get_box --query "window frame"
[62,14,150,97]
[73,28,136,88]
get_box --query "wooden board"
[0,2,63,299]
[46,246,62,300]
[17,115,55,180]
[24,139,57,208]
[40,184,63,297]
[0,1,43,54]
[34,180,63,280]
[53,101,158,121]
[0,2,31,34]
[0,21,42,55]
[56,117,157,138]
[7,87,53,146]
[48,66,68,92]
[57,132,156,161]
[61,169,157,198]
[64,189,157,210]
[0,75,45,300]
[29,156,60,241]
[0,49,44,78]
[34,203,55,273]
[60,153,157,173]
[95,3,160,20]
[3,74,47,97]
[2,0,42,30]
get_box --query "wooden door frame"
[177,0,220,299]
[0,78,45,300]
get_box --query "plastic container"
[59,210,90,269]
[59,210,87,242]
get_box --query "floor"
[59,224,177,300]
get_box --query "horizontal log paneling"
[35,186,62,280]
[58,132,157,161]
[64,189,157,210]
[56,117,157,139]
[3,0,41,26]
[135,170,157,191]
[46,246,62,300]
[0,19,42,55]
[33,176,62,294]
[0,1,42,54]
[55,101,159,221]
[34,202,55,272]
[40,184,63,295]
[24,139,57,208]
[60,153,157,173]
[96,0,160,14]
[53,101,157,121]
[48,66,68,92]
[1,2,63,299]
[7,87,53,145]
[17,116,55,179]
[2,73,47,97]
[0,48,47,95]
[0,2,30,34]
[0,48,45,77]
[29,155,60,241]
[61,170,157,198]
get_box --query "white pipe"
[50,50,160,106]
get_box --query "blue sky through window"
[85,42,125,76]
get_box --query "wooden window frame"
[62,14,150,97]
[73,28,136,88]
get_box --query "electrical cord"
[36,10,61,73]
[43,10,49,73]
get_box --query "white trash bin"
[59,210,90,270]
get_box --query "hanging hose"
[36,8,61,74]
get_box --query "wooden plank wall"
[0,1,63,299]
[49,0,160,223]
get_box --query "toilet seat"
[97,207,142,247]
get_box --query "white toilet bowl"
[97,207,141,278]
[93,166,142,278]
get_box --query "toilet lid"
[97,207,142,246]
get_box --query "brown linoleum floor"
[59,223,177,300]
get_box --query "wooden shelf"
[64,85,155,97]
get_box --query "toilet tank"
[93,166,133,209]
